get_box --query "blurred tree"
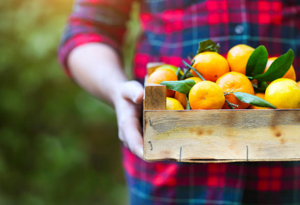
[0,0,140,204]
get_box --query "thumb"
[122,81,144,104]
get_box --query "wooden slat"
[144,84,166,111]
[143,109,300,163]
[147,62,164,76]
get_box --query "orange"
[298,81,300,87]
[147,68,178,97]
[174,77,203,108]
[166,97,184,110]
[227,44,255,75]
[216,72,255,109]
[265,78,300,109]
[157,64,184,75]
[174,92,187,108]
[249,93,270,109]
[189,81,225,109]
[264,57,296,81]
[186,77,203,84]
[191,52,229,82]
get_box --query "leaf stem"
[180,68,190,80]
[180,59,196,80]
[186,95,191,110]
[225,99,234,109]
[223,92,233,96]
[190,59,195,66]
[225,99,239,109]
[182,60,206,81]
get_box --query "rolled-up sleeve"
[58,0,138,76]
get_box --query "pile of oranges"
[147,41,300,110]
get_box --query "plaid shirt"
[59,0,300,204]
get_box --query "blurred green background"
[0,0,140,204]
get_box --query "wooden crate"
[143,64,300,163]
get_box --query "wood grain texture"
[147,62,164,76]
[144,84,166,111]
[143,109,300,162]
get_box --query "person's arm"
[58,0,144,158]
[68,43,144,158]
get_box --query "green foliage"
[233,92,276,108]
[246,45,268,77]
[186,96,191,110]
[161,80,196,94]
[252,49,295,81]
[176,67,183,79]
[0,0,140,204]
[196,39,220,54]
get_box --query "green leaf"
[160,79,196,95]
[197,39,220,54]
[186,95,191,110]
[176,67,183,80]
[253,49,295,81]
[233,92,276,109]
[246,45,268,76]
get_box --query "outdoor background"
[0,0,140,204]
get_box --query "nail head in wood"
[246,145,249,161]
[179,147,182,162]
[148,141,153,151]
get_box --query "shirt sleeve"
[58,0,138,76]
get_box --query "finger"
[122,118,144,159]
[134,103,143,119]
[122,81,144,105]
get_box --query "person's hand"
[114,81,144,158]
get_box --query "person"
[58,0,300,204]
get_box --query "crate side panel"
[143,110,300,161]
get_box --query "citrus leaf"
[246,45,268,76]
[161,79,196,94]
[253,49,294,81]
[176,67,183,79]
[233,92,276,109]
[197,39,220,54]
[186,95,191,110]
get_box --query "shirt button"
[235,24,244,34]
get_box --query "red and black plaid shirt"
[59,0,300,204]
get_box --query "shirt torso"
[134,0,300,83]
